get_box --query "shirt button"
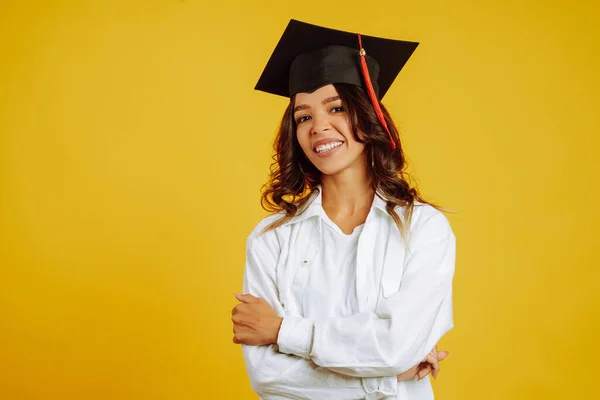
[281,302,285,308]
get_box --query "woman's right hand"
[396,347,449,381]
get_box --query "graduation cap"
[254,19,419,149]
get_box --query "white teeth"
[315,141,343,153]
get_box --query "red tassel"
[357,33,396,150]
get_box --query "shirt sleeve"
[242,234,398,399]
[276,211,456,378]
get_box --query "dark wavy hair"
[261,83,438,237]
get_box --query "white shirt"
[306,214,363,320]
[241,188,456,400]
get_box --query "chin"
[312,160,352,176]
[305,147,367,176]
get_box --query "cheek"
[333,117,353,140]
[354,142,366,156]
[343,129,366,155]
[296,126,313,154]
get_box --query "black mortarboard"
[254,19,419,100]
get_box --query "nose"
[310,113,331,136]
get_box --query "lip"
[312,138,345,151]
[312,138,345,158]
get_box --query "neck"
[320,164,374,216]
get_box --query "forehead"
[294,84,339,104]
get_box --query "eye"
[296,115,311,124]
[331,106,345,113]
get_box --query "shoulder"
[407,203,454,248]
[246,212,286,254]
[248,213,284,239]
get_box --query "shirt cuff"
[362,376,398,400]
[276,316,314,359]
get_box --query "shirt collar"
[372,190,390,215]
[281,186,393,227]
[280,188,323,227]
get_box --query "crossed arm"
[232,214,455,399]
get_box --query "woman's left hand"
[396,346,449,381]
[232,293,283,346]
[416,346,449,380]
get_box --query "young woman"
[231,20,456,399]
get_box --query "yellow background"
[1,0,598,399]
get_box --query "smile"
[314,141,344,154]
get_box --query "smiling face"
[293,84,367,177]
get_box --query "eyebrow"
[293,96,341,114]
